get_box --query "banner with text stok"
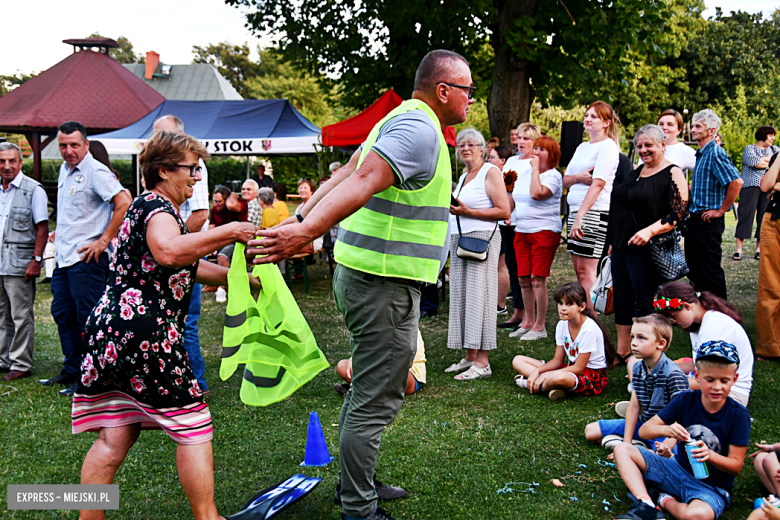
[8,485,119,510]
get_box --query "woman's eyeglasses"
[175,164,203,177]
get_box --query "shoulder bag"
[453,177,498,261]
[590,255,614,315]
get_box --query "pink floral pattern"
[79,193,201,405]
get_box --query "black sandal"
[613,352,631,367]
[732,252,742,261]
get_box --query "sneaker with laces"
[613,501,665,519]
[615,401,630,418]
[39,371,76,386]
[514,375,528,389]
[216,287,227,303]
[334,478,407,505]
[497,305,508,315]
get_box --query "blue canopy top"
[93,99,320,155]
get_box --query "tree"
[245,48,349,127]
[0,73,33,97]
[192,42,261,97]
[88,33,144,63]
[226,0,679,144]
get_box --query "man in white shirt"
[152,115,211,394]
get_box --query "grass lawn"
[0,213,772,519]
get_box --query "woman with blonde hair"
[564,101,620,310]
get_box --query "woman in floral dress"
[72,131,259,520]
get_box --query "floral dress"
[72,193,212,444]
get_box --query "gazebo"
[0,38,164,183]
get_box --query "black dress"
[608,164,688,325]
[72,194,212,444]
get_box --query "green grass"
[0,213,773,519]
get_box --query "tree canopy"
[88,33,144,64]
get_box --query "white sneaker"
[514,375,528,389]
[601,434,623,451]
[216,287,227,303]
[615,401,630,418]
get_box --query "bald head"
[413,50,469,95]
[153,115,184,133]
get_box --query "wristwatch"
[33,255,42,262]
[296,213,304,223]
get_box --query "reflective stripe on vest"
[334,99,452,284]
[221,243,330,407]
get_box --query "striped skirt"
[72,391,213,445]
[567,209,609,259]
[447,229,501,351]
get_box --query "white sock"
[641,498,655,508]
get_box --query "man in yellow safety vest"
[246,50,474,520]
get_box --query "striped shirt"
[690,140,740,213]
[632,353,690,423]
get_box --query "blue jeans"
[50,254,109,375]
[639,449,730,517]
[184,283,208,392]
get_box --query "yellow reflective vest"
[334,99,452,284]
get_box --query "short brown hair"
[658,109,684,131]
[533,136,561,169]
[633,314,673,351]
[297,178,317,193]
[140,131,208,189]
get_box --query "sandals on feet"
[733,252,742,261]
[613,352,631,367]
[445,358,475,373]
[454,365,492,380]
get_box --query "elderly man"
[251,163,274,188]
[247,50,472,520]
[151,115,212,394]
[0,143,48,381]
[687,109,743,299]
[243,179,262,229]
[39,121,131,396]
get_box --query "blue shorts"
[639,449,730,518]
[599,419,665,448]
[413,376,424,394]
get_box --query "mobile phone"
[451,195,460,207]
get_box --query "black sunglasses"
[436,82,476,100]
[174,164,203,177]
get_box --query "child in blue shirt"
[613,341,751,520]
[584,314,689,450]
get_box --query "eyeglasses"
[174,164,202,177]
[457,143,480,150]
[436,82,476,100]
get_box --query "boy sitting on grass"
[613,341,750,520]
[584,315,689,451]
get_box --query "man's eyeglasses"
[175,164,202,176]
[436,82,476,100]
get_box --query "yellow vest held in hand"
[221,243,329,406]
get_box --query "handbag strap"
[455,170,500,241]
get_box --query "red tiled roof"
[0,49,164,133]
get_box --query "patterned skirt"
[567,209,609,259]
[72,391,213,445]
[448,229,501,351]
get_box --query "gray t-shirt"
[370,110,440,191]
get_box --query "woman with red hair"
[564,101,620,309]
[509,136,563,340]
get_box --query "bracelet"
[296,213,304,223]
